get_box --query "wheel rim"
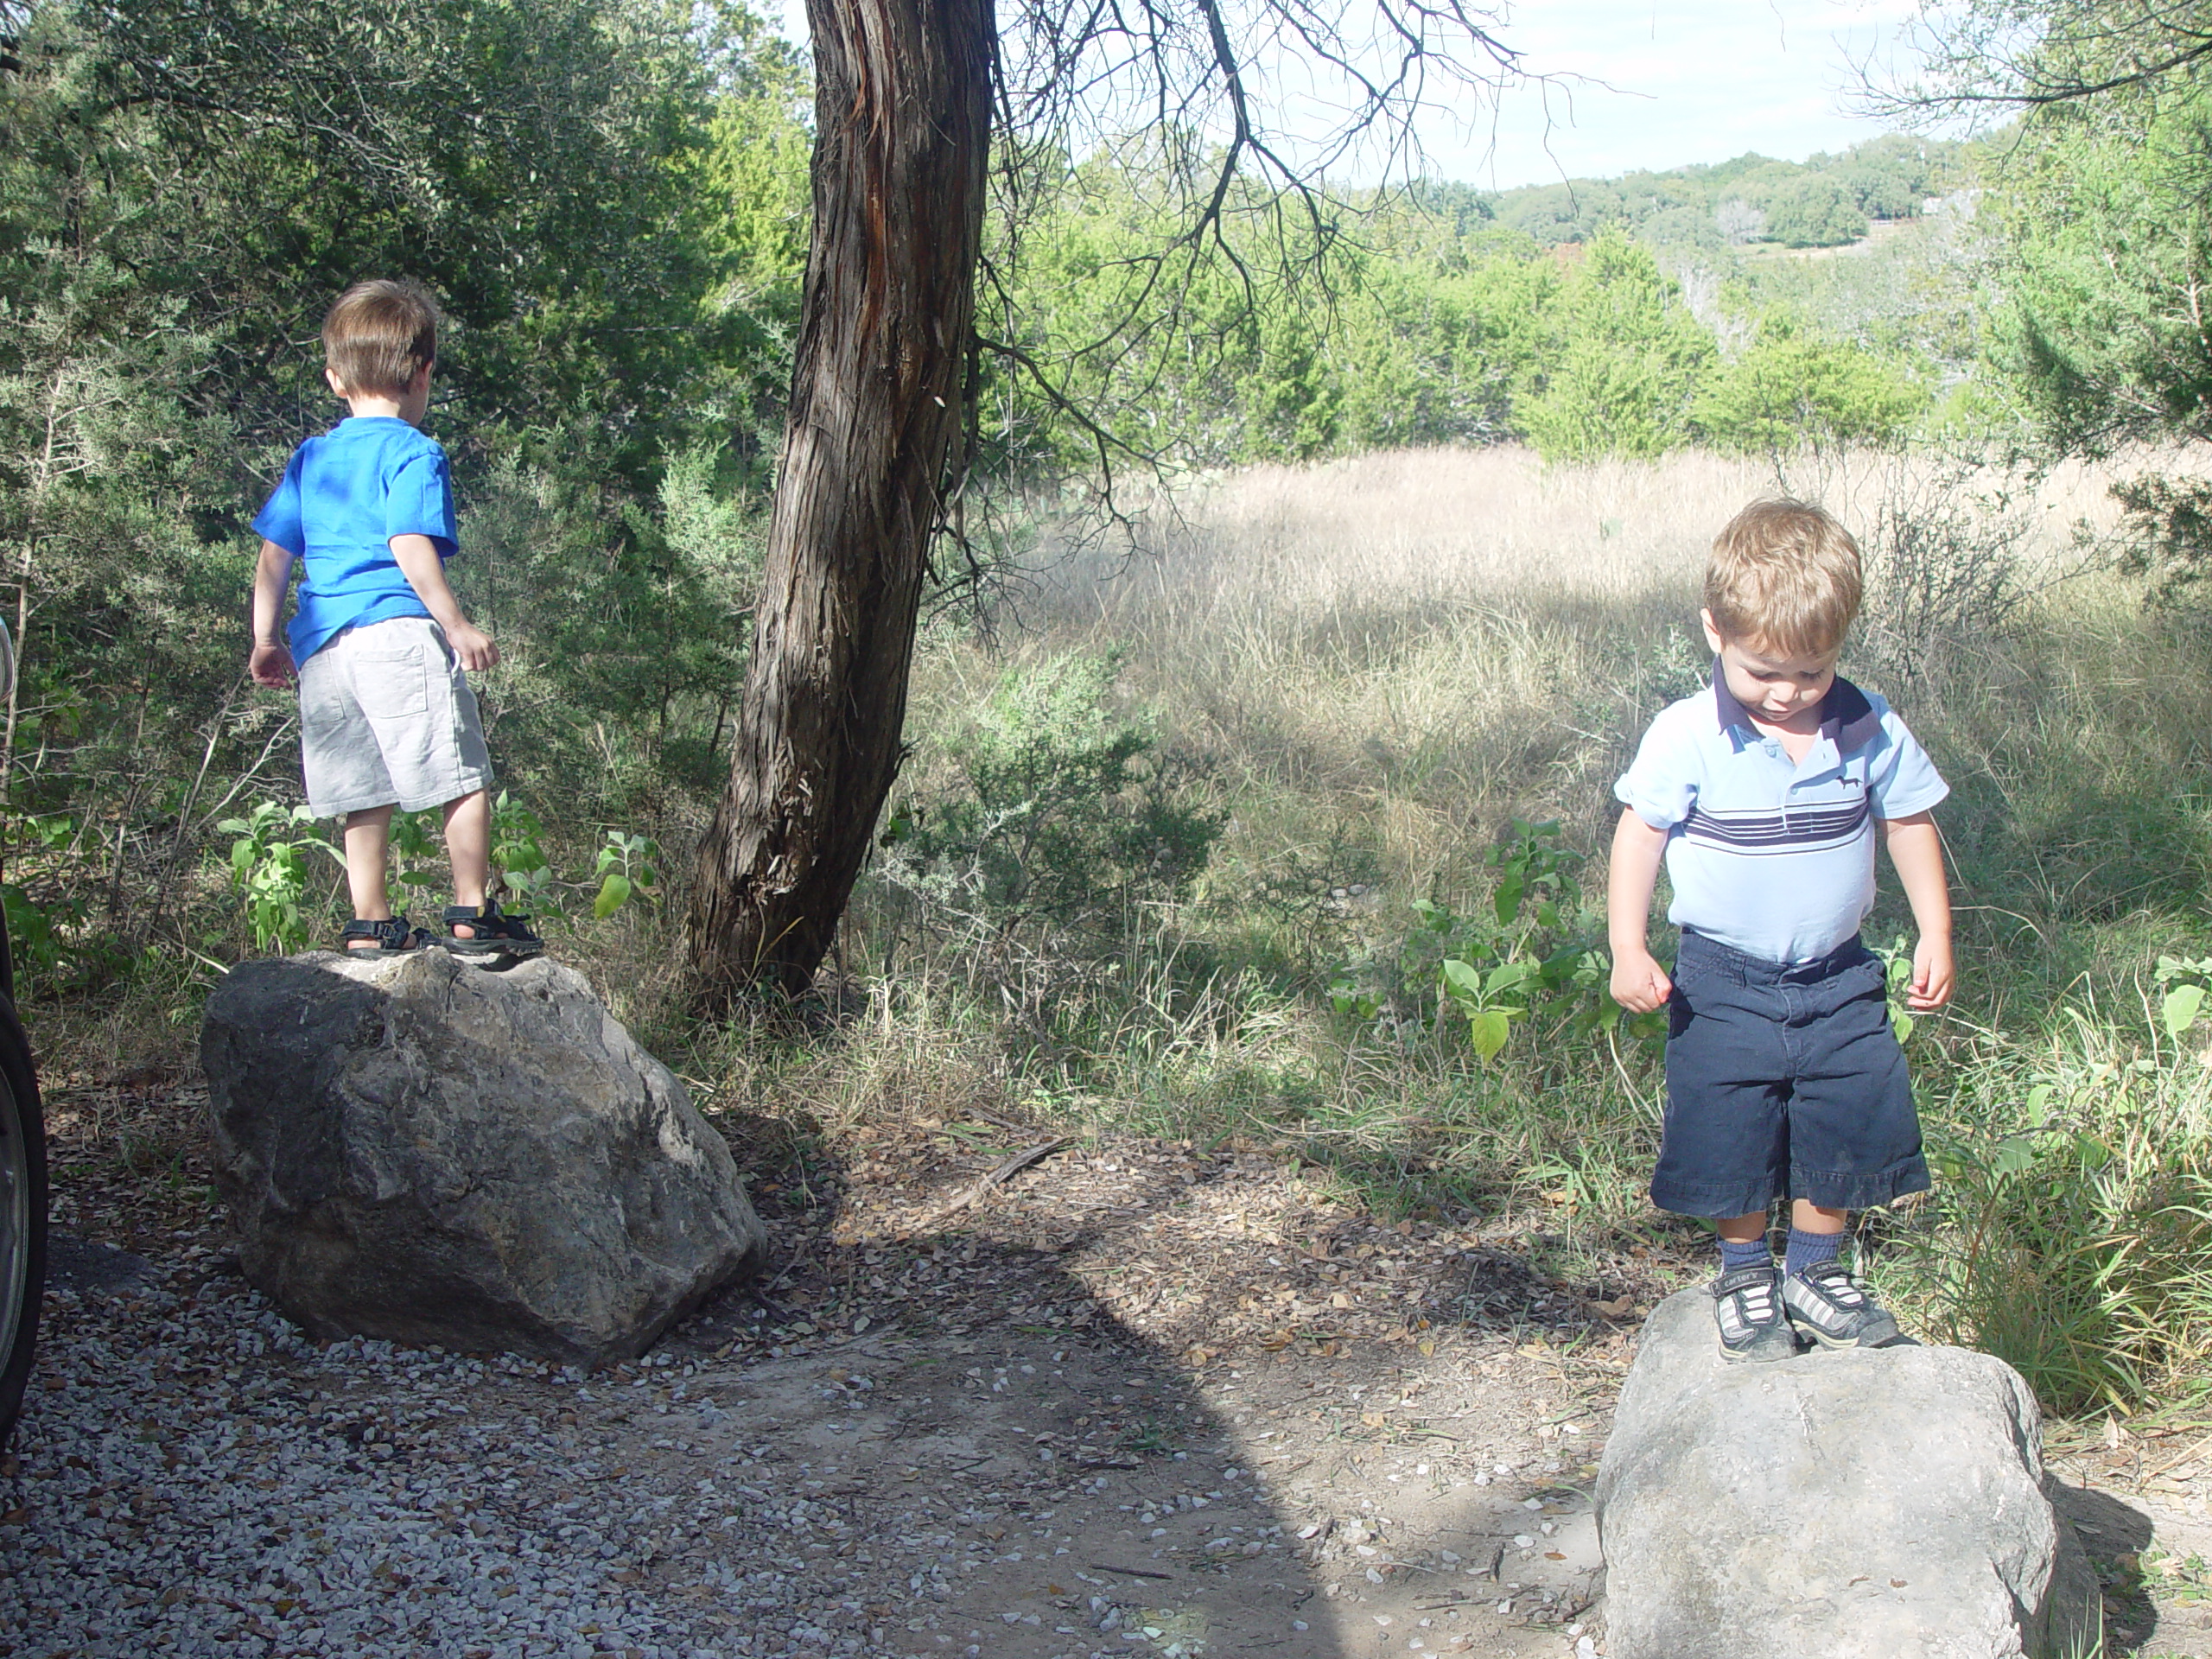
[0,1065,26,1372]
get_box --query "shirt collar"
[1712,659,1880,752]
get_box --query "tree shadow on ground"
[668,1110,1635,1658]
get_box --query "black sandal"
[340,915,435,954]
[441,899,545,960]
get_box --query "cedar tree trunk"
[685,0,994,1001]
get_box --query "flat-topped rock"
[201,949,766,1367]
[1595,1287,2099,1659]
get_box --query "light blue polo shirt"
[251,417,458,665]
[1615,665,1948,964]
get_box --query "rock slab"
[1595,1287,2099,1659]
[201,950,766,1366]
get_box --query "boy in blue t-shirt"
[1607,499,1951,1361]
[247,278,540,958]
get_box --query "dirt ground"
[24,1075,2212,1658]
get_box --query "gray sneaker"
[1782,1260,1914,1350]
[1712,1265,1798,1363]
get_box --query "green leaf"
[1493,869,1525,925]
[2164,983,2206,1043]
[1440,958,1484,1001]
[1486,961,1534,994]
[593,872,632,920]
[2074,1134,2115,1171]
[1467,1008,1511,1064]
[1992,1135,2039,1177]
[1890,1008,1915,1045]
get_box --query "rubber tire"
[0,991,45,1447]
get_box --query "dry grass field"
[857,442,2212,1425]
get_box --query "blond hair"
[322,278,440,398]
[1705,499,1862,657]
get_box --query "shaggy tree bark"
[685,0,993,1001]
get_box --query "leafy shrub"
[2109,471,2212,607]
[883,653,1220,941]
[1332,818,1663,1065]
[1763,176,1870,249]
[1694,315,1927,454]
[1516,232,1714,462]
[218,803,342,954]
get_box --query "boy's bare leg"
[1790,1200,1847,1236]
[1714,1211,1769,1246]
[443,789,491,934]
[343,806,396,943]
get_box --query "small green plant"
[593,829,660,920]
[217,802,343,953]
[492,792,564,918]
[1336,819,1661,1064]
[885,652,1219,938]
[2156,955,2210,1046]
[1916,1018,2212,1418]
[1873,936,1921,1043]
[0,880,87,998]
[389,808,445,898]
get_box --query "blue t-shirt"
[251,416,459,664]
[1614,666,1949,964]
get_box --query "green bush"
[1763,175,1870,249]
[1917,1065,2212,1416]
[1516,232,1715,461]
[1694,315,1927,452]
[884,653,1220,940]
[1332,818,1664,1065]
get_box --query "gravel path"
[16,1088,2212,1657]
[1,1128,1638,1659]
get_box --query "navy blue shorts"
[1650,929,1930,1218]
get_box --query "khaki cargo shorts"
[298,616,493,817]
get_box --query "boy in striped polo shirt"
[1607,499,1954,1361]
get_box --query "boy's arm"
[249,540,298,688]
[1607,807,1674,1013]
[1883,810,1954,1010]
[389,534,499,671]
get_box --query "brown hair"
[322,278,439,398]
[1705,498,1863,657]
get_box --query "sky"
[766,0,1935,192]
[1423,0,1931,188]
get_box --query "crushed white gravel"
[1,1248,1147,1659]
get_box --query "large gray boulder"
[201,949,766,1367]
[1595,1287,2099,1659]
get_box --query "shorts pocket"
[353,649,432,724]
